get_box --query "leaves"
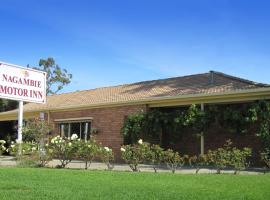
[32,57,72,95]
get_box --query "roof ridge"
[210,70,269,87]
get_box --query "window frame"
[56,118,92,141]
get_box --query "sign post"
[0,61,46,148]
[17,101,23,143]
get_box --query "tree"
[32,57,72,95]
[0,99,17,112]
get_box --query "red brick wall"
[172,123,263,166]
[47,104,263,165]
[48,105,147,160]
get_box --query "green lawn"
[0,168,269,200]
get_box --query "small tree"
[76,139,100,169]
[50,135,78,168]
[188,154,208,174]
[163,149,186,173]
[146,144,164,173]
[99,146,114,170]
[207,141,232,174]
[207,140,251,174]
[23,118,52,143]
[121,139,148,172]
[230,147,251,174]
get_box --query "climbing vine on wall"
[121,100,270,154]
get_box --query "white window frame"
[56,117,92,141]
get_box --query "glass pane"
[60,124,69,137]
[70,123,81,137]
[81,122,91,140]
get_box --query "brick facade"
[48,105,147,160]
[47,104,263,165]
[171,123,263,166]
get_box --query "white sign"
[0,61,46,104]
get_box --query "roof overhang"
[0,87,270,121]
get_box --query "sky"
[0,0,270,93]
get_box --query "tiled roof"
[1,71,270,113]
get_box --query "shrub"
[9,141,38,167]
[163,149,187,173]
[50,135,78,168]
[146,144,164,173]
[0,140,7,155]
[230,147,251,174]
[8,141,52,167]
[207,149,229,174]
[189,154,208,174]
[121,139,149,172]
[99,146,114,170]
[206,140,252,174]
[22,118,52,142]
[261,149,270,170]
[76,139,100,169]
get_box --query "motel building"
[0,71,270,162]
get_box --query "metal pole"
[18,101,23,155]
[18,101,23,142]
[200,103,205,155]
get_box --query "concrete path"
[0,156,265,175]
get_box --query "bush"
[76,139,100,169]
[0,140,7,155]
[8,141,52,167]
[230,147,251,174]
[22,118,52,143]
[50,135,78,168]
[206,140,251,174]
[146,144,164,173]
[99,146,114,170]
[163,149,187,173]
[261,149,270,170]
[121,139,149,172]
[188,154,208,174]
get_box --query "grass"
[0,168,269,200]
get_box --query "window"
[59,121,91,141]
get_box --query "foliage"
[76,139,100,169]
[0,140,7,155]
[32,57,72,95]
[121,111,146,144]
[261,149,270,169]
[230,147,251,174]
[22,118,52,143]
[249,101,270,151]
[8,141,52,167]
[184,104,212,135]
[0,99,17,112]
[121,139,149,172]
[163,149,187,173]
[145,144,164,172]
[50,135,78,168]
[99,146,114,170]
[206,140,251,174]
[188,154,208,174]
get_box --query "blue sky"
[0,0,270,93]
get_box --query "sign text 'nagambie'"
[0,62,46,104]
